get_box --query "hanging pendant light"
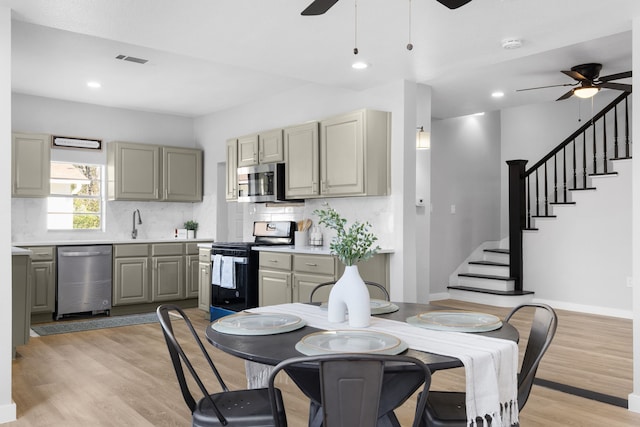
[353,0,359,54]
[407,0,414,51]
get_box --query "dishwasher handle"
[59,251,108,257]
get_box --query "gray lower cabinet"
[12,254,31,355]
[198,247,212,312]
[258,251,389,307]
[27,246,56,314]
[113,244,151,305]
[113,242,199,306]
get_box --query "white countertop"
[252,245,394,255]
[12,247,32,255]
[12,238,214,247]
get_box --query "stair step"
[589,172,618,177]
[612,156,632,160]
[458,273,514,281]
[569,187,597,191]
[484,248,509,254]
[468,260,509,267]
[531,215,557,218]
[549,202,575,205]
[448,285,534,296]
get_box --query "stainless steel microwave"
[237,163,286,203]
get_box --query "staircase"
[448,91,631,308]
[448,248,534,307]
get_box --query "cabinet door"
[185,254,200,299]
[108,142,160,200]
[12,133,51,197]
[259,129,284,164]
[152,256,185,301]
[12,255,31,349]
[258,270,292,306]
[294,273,334,304]
[31,261,55,313]
[320,110,365,196]
[284,122,319,198]
[198,262,211,311]
[113,257,150,305]
[237,134,259,167]
[226,138,238,200]
[163,147,202,202]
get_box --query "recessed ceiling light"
[352,61,369,70]
[492,91,505,98]
[87,81,102,89]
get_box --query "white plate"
[210,312,305,335]
[406,311,503,333]
[295,330,408,355]
[319,299,400,315]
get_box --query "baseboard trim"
[0,401,17,423]
[628,393,640,413]
[532,298,633,319]
[535,378,627,408]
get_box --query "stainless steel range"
[210,221,295,319]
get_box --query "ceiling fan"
[517,63,632,101]
[301,0,473,16]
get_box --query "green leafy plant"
[313,205,380,266]
[184,220,199,231]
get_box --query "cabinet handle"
[269,259,278,263]
[305,263,318,267]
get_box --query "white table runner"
[250,303,519,427]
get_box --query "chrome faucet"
[132,209,143,239]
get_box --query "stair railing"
[507,91,632,291]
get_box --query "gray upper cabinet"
[162,146,202,202]
[237,134,259,167]
[108,141,202,202]
[226,138,238,201]
[108,141,160,200]
[259,129,284,164]
[11,132,51,198]
[284,122,320,198]
[237,130,284,167]
[319,109,390,197]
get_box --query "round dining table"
[205,302,519,427]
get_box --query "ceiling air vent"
[115,54,148,64]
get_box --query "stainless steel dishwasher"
[56,245,112,319]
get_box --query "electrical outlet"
[450,204,456,214]
[627,277,633,288]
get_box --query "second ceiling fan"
[301,0,473,16]
[517,63,632,101]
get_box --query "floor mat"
[31,312,158,336]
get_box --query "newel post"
[507,160,527,292]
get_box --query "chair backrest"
[267,353,431,427]
[504,303,558,410]
[309,280,390,303]
[156,304,229,423]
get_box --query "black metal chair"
[309,280,390,303]
[420,303,558,427]
[267,353,432,427]
[156,304,287,427]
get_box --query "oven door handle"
[233,257,248,265]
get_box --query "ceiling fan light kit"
[501,39,523,50]
[573,86,600,99]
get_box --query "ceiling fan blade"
[561,70,588,81]
[556,89,575,101]
[516,83,576,92]
[436,0,473,9]
[301,0,339,16]
[599,82,633,92]
[599,71,632,82]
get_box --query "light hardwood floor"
[8,301,640,426]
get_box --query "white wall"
[193,80,424,301]
[1,7,16,424]
[429,111,502,295]
[11,94,203,243]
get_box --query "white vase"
[327,265,371,327]
[187,230,195,239]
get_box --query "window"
[48,162,103,230]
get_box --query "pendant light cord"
[353,0,359,55]
[407,0,413,50]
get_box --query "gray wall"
[430,111,502,294]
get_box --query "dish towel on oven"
[220,256,236,289]
[251,303,519,427]
[211,254,222,286]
